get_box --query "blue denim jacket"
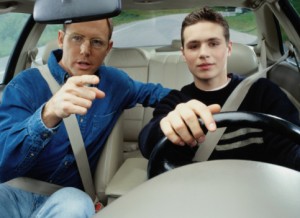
[0,49,170,189]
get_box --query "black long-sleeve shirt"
[139,73,300,171]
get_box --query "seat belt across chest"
[37,65,96,200]
[192,51,290,162]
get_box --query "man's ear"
[58,30,64,49]
[106,40,113,55]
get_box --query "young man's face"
[58,19,113,76]
[181,21,232,89]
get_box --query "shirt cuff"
[27,104,60,146]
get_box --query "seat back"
[144,52,193,125]
[95,48,152,202]
[41,40,58,64]
[228,42,258,76]
[104,48,151,154]
[268,61,300,113]
[94,113,124,203]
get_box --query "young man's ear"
[181,46,187,62]
[227,41,233,57]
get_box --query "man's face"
[181,21,232,89]
[58,19,113,76]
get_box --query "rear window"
[34,7,258,64]
[112,7,257,48]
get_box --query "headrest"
[42,40,59,64]
[156,39,181,52]
[228,43,258,75]
[104,48,150,67]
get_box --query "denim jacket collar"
[47,49,69,85]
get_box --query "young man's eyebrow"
[207,37,222,42]
[186,38,220,46]
[186,40,199,44]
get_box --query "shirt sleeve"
[125,77,171,109]
[138,90,189,158]
[0,83,58,182]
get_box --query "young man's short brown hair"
[181,7,230,46]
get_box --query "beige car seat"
[104,48,152,158]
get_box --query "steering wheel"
[147,111,300,179]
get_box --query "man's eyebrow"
[66,32,83,36]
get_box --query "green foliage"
[0,13,30,57]
[37,25,61,47]
[291,0,300,14]
[226,12,257,35]
[113,9,193,26]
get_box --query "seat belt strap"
[259,38,267,71]
[193,51,290,162]
[38,65,96,200]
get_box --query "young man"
[139,8,300,172]
[0,19,171,217]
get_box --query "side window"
[279,1,300,62]
[290,0,300,14]
[0,13,30,84]
[224,8,257,44]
